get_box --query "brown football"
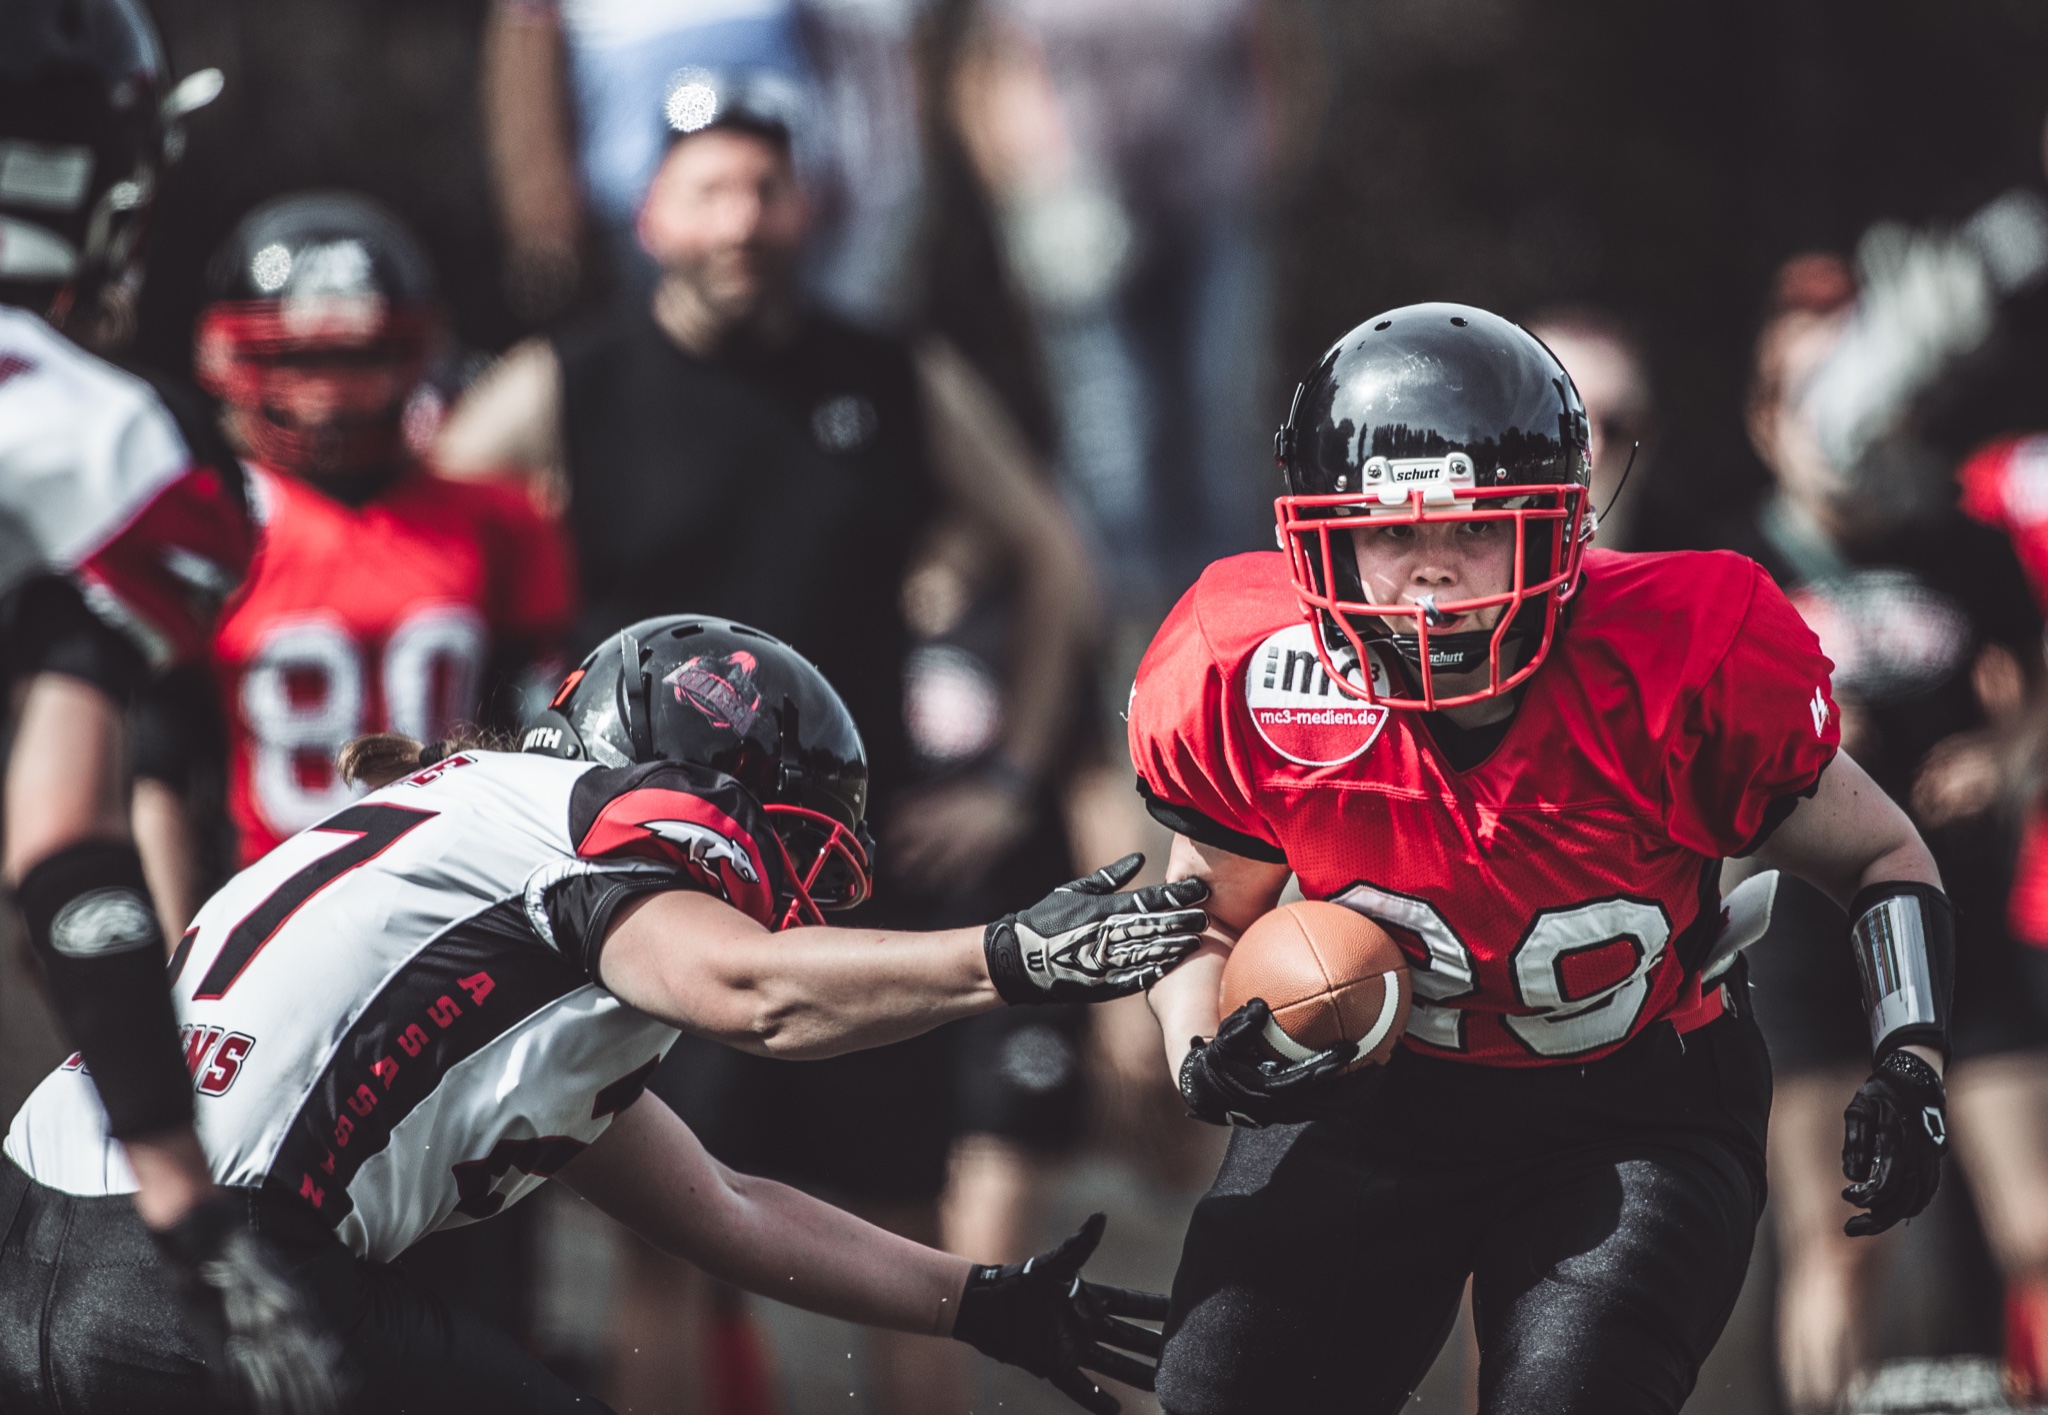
[1219,901,1411,1071]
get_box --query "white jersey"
[0,306,250,667]
[6,750,788,1262]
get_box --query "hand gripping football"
[1219,901,1410,1071]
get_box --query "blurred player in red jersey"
[0,4,342,1409]
[1917,426,2048,1406]
[1130,304,1956,1415]
[162,192,573,871]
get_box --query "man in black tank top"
[436,75,1096,1411]
[555,286,932,798]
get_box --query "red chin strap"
[1276,483,1591,711]
[762,803,873,930]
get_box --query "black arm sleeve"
[1137,777,1288,864]
[131,664,226,791]
[541,869,702,981]
[0,574,147,703]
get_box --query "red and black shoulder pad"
[568,761,789,928]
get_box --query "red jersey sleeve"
[1958,435,2048,611]
[1949,438,2015,532]
[1660,561,1839,858]
[1128,575,1284,858]
[74,460,254,670]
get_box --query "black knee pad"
[17,840,191,1138]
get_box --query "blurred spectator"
[799,0,932,329]
[482,0,808,321]
[437,78,1095,1411]
[1527,307,1656,550]
[482,0,931,330]
[1713,253,2048,1413]
[1956,439,2048,1408]
[948,0,1274,608]
[1800,187,2048,524]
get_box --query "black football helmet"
[194,192,437,480]
[524,616,873,929]
[1274,302,1594,709]
[0,0,217,315]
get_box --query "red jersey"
[1959,434,2048,611]
[1129,548,1840,1067]
[214,466,574,863]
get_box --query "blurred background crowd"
[10,0,2048,1411]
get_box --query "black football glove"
[1179,998,1384,1128]
[985,853,1209,1005]
[153,1196,346,1415]
[1842,1048,1948,1237]
[953,1212,1169,1414]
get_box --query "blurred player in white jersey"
[0,2,343,1408]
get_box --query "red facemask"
[761,803,873,930]
[1276,481,1592,710]
[195,299,434,478]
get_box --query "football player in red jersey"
[166,191,575,871]
[2,5,343,1409]
[1129,304,1954,1414]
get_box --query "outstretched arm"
[564,1092,969,1332]
[567,1095,1170,1412]
[596,855,1209,1058]
[599,887,997,1057]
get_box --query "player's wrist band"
[17,840,192,1139]
[1848,881,1954,1064]
[1875,1046,1943,1097]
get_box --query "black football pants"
[1155,1005,1773,1415]
[0,1158,610,1414]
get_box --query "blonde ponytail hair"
[336,726,515,791]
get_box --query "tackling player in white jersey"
[2,617,1205,1414]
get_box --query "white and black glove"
[154,1196,346,1415]
[1842,1048,1948,1237]
[984,853,1208,1005]
[1179,999,1384,1127]
[953,1212,1169,1414]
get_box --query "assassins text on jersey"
[1130,548,1838,1066]
[5,751,784,1261]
